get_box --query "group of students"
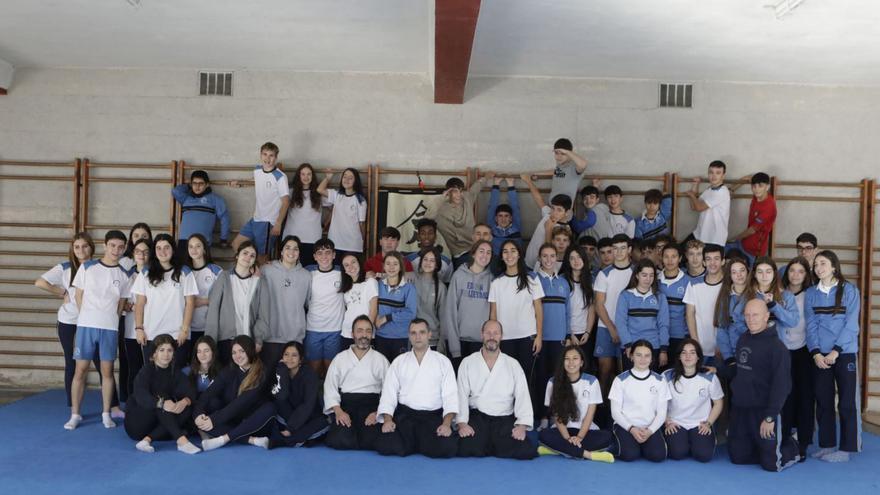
[35,139,861,469]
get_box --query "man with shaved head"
[727,299,800,471]
[456,320,536,459]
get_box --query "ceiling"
[1,0,879,85]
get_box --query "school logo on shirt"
[677,287,685,295]
[649,297,657,306]
[649,386,658,394]
[112,280,121,287]
[698,387,709,398]
[737,347,752,370]
[554,166,566,178]
[200,197,208,204]
[334,280,341,289]
[581,389,591,399]
[204,275,215,284]
[265,181,274,190]
[283,278,291,288]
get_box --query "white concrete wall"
[1,68,878,179]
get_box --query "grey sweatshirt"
[415,274,447,350]
[442,263,493,358]
[260,261,311,344]
[205,270,269,345]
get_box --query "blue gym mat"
[1,390,877,494]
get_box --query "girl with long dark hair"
[282,163,324,267]
[489,240,544,377]
[662,338,723,462]
[537,345,614,462]
[805,250,862,462]
[132,233,198,365]
[317,167,367,263]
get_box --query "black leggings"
[814,353,860,453]
[123,338,144,401]
[260,342,288,368]
[326,393,382,451]
[57,322,118,408]
[270,415,329,448]
[613,424,667,462]
[124,405,191,441]
[534,340,565,420]
[665,426,716,462]
[538,426,613,458]
[374,336,409,363]
[781,346,814,453]
[206,402,276,442]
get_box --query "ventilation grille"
[199,72,233,96]
[659,83,693,108]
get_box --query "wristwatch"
[763,416,774,423]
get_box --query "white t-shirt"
[663,369,724,430]
[131,267,199,340]
[593,264,633,330]
[41,262,79,325]
[190,264,222,332]
[569,283,590,335]
[693,185,730,246]
[525,206,552,268]
[608,369,670,432]
[488,273,544,340]
[253,166,290,223]
[342,278,378,338]
[682,279,723,355]
[326,190,367,252]
[231,274,259,337]
[71,260,131,331]
[123,267,145,339]
[307,267,345,333]
[282,191,327,243]
[544,373,603,430]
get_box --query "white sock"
[201,436,228,451]
[537,418,549,431]
[249,436,270,449]
[812,447,836,458]
[820,450,850,463]
[63,414,82,430]
[135,440,155,453]
[177,441,201,455]
[111,409,126,419]
[102,412,117,428]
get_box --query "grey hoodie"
[415,274,447,351]
[259,261,311,344]
[205,270,269,345]
[442,263,493,358]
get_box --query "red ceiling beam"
[434,0,481,104]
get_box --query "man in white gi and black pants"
[457,320,537,459]
[375,318,459,458]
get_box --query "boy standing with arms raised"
[549,138,588,204]
[231,142,290,262]
[687,160,730,247]
[727,172,776,265]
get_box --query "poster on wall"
[377,188,450,256]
